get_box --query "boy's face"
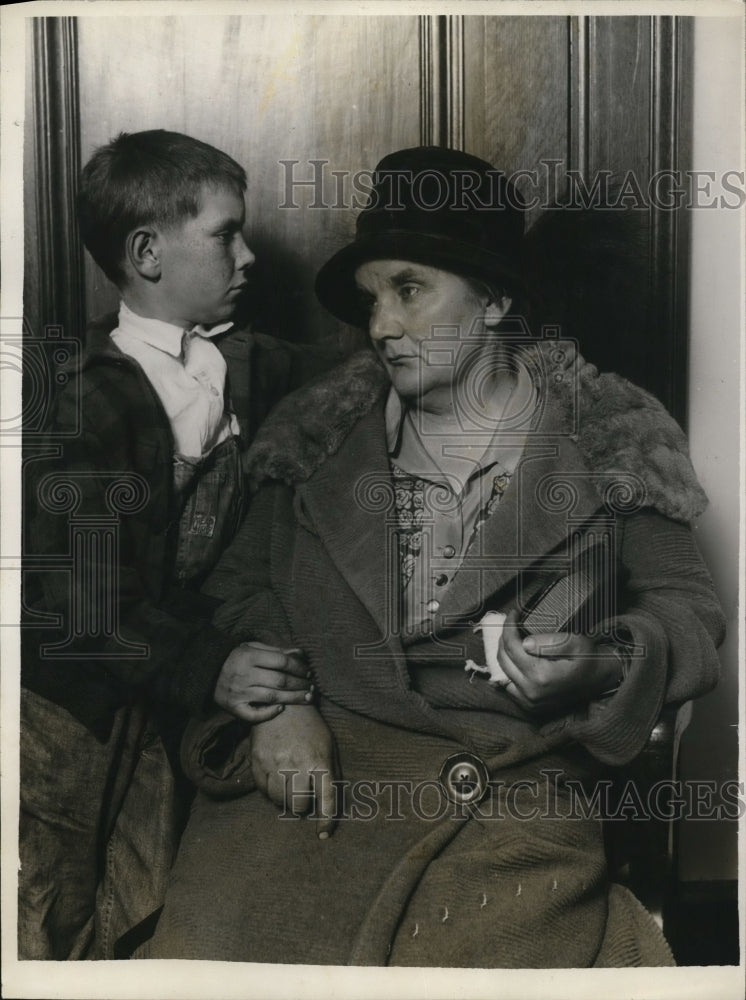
[156,183,255,328]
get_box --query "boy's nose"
[235,234,256,271]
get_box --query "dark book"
[519,534,617,639]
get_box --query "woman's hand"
[214,642,313,723]
[250,705,338,839]
[496,610,622,716]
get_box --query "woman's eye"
[400,284,420,301]
[357,293,375,314]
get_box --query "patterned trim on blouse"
[390,462,513,590]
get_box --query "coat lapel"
[435,397,605,628]
[298,388,606,638]
[297,400,402,652]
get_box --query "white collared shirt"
[111,302,240,460]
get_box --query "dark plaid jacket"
[22,313,337,740]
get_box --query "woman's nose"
[368,301,402,342]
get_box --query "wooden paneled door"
[462,15,692,421]
[25,13,691,419]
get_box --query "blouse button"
[426,599,440,613]
[443,545,456,558]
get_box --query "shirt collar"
[116,301,233,358]
[384,363,538,479]
[190,320,234,339]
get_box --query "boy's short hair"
[77,130,247,285]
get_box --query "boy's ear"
[126,226,161,281]
[484,295,512,328]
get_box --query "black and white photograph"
[1,2,743,998]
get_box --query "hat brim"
[315,231,522,328]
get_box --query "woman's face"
[354,259,510,410]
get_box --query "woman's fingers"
[495,641,532,709]
[496,612,529,680]
[249,706,338,837]
[314,770,336,839]
[265,765,318,815]
[521,631,573,658]
[499,609,533,664]
[266,769,291,809]
[496,612,554,711]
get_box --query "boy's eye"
[216,232,232,244]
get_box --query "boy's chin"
[193,305,236,328]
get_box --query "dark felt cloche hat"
[315,146,525,327]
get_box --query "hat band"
[358,210,521,256]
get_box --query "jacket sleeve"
[201,482,296,649]
[546,509,725,766]
[24,379,236,721]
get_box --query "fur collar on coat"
[245,343,707,524]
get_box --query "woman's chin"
[385,366,423,398]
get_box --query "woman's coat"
[146,345,724,967]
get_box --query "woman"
[144,147,724,967]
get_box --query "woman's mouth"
[384,353,417,365]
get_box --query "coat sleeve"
[23,376,236,724]
[201,482,296,649]
[545,509,725,765]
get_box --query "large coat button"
[439,752,489,805]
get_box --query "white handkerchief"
[465,610,513,686]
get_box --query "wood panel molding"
[565,15,691,422]
[419,14,464,149]
[31,17,85,338]
[649,15,692,425]
[568,15,590,177]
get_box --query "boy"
[20,130,316,959]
